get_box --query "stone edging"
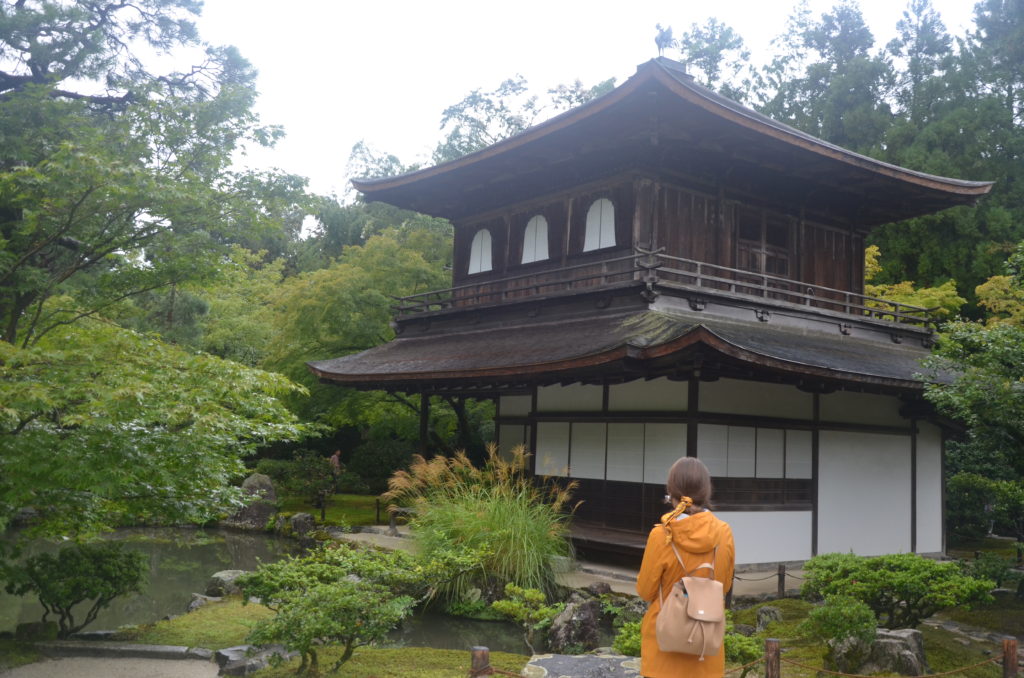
[34,640,297,676]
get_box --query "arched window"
[521,215,549,264]
[467,228,492,274]
[583,198,615,252]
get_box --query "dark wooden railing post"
[1004,638,1018,678]
[470,646,490,676]
[765,639,780,678]
[777,564,786,598]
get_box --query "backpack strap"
[670,542,717,580]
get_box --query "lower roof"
[307,309,934,394]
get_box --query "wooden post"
[470,646,491,676]
[765,638,780,678]
[1004,637,1018,678]
[777,564,785,598]
[375,498,380,525]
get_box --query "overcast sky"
[196,0,978,198]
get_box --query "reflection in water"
[387,611,529,655]
[0,527,300,633]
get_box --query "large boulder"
[828,628,929,676]
[756,605,783,632]
[290,512,315,536]
[206,570,248,597]
[216,644,297,676]
[188,592,222,613]
[225,473,277,530]
[548,598,602,653]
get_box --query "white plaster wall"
[819,391,906,427]
[818,431,912,556]
[786,430,813,479]
[607,378,688,411]
[498,424,527,457]
[607,423,644,482]
[536,383,603,412]
[570,423,606,479]
[499,395,532,417]
[642,423,687,484]
[916,422,943,554]
[715,511,813,565]
[536,422,570,476]
[700,378,812,419]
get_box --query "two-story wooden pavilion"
[309,58,992,565]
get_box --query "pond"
[0,527,532,654]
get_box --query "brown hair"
[666,457,713,514]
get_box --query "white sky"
[197,0,978,198]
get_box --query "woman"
[636,457,735,678]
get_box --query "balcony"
[393,248,938,328]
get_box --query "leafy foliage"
[724,616,762,678]
[800,595,877,644]
[802,552,994,628]
[961,552,1016,588]
[490,584,564,654]
[2,542,146,638]
[612,620,642,657]
[0,312,307,537]
[384,444,576,597]
[946,473,999,539]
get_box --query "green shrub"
[287,450,336,506]
[994,480,1024,541]
[612,621,641,657]
[335,471,370,495]
[947,473,998,539]
[384,444,576,598]
[802,552,994,628]
[490,584,564,654]
[962,552,1014,588]
[724,617,762,678]
[254,458,296,486]
[348,439,415,494]
[800,595,876,644]
[3,542,146,638]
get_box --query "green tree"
[675,18,752,101]
[2,542,146,638]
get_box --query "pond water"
[0,527,532,654]
[0,527,301,634]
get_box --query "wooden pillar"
[686,373,699,457]
[1004,638,1018,678]
[470,646,491,676]
[765,638,780,678]
[811,392,820,556]
[910,419,918,553]
[419,393,430,456]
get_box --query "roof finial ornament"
[655,24,675,56]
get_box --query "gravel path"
[2,656,219,677]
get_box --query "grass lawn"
[0,638,41,671]
[277,493,380,528]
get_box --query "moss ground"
[278,493,379,527]
[0,638,41,671]
[947,536,1022,560]
[117,597,273,648]
[936,593,1024,637]
[250,647,529,677]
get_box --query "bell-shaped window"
[467,228,492,274]
[583,198,615,252]
[521,215,549,264]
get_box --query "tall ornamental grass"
[384,444,577,598]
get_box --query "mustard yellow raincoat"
[636,510,735,678]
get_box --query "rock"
[548,599,602,653]
[11,507,39,527]
[67,630,119,641]
[15,621,58,642]
[188,592,222,612]
[585,582,613,596]
[206,570,248,597]
[733,623,757,637]
[241,473,277,502]
[290,512,315,536]
[224,474,278,530]
[756,605,783,631]
[523,651,641,677]
[828,628,929,677]
[216,644,296,676]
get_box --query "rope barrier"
[468,664,522,677]
[779,653,1004,678]
[724,659,765,675]
[734,573,778,581]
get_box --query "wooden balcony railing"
[392,249,938,328]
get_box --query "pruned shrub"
[961,552,1015,588]
[612,621,642,657]
[3,542,146,638]
[490,583,564,654]
[802,552,994,628]
[947,473,998,539]
[384,444,576,598]
[800,595,876,644]
[254,458,296,486]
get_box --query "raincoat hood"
[658,509,727,553]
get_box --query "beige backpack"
[655,543,725,660]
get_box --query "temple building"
[309,58,992,565]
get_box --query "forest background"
[2,0,1024,541]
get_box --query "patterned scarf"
[661,495,693,543]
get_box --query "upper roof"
[353,58,992,226]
